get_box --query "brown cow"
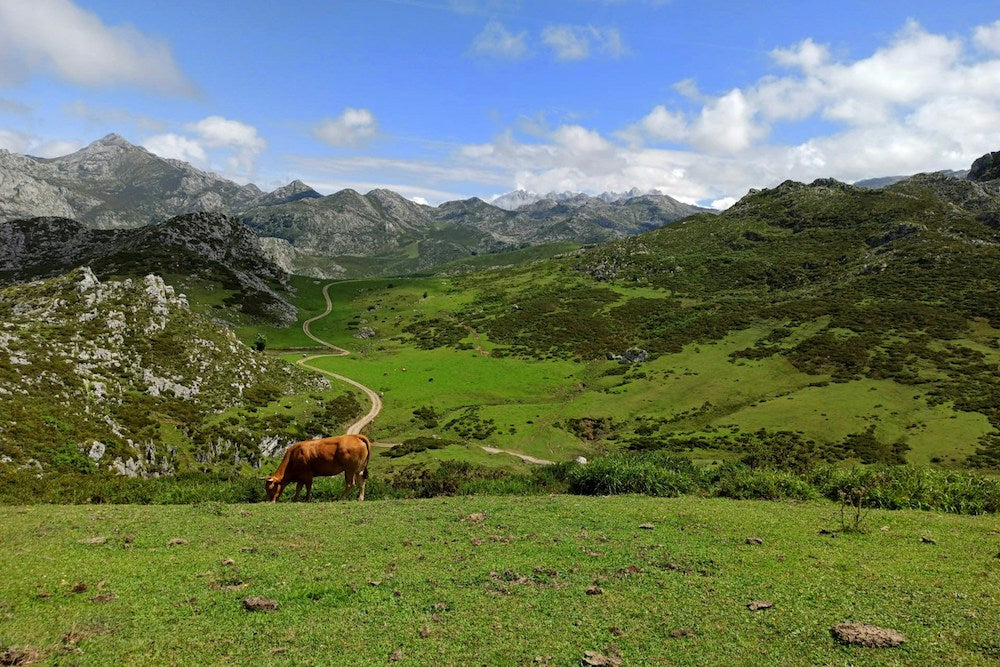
[261,434,371,502]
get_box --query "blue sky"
[1,0,999,207]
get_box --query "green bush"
[710,464,818,501]
[568,452,700,497]
[810,465,1000,514]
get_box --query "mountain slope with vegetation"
[0,268,362,477]
[271,158,999,472]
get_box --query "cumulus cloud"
[141,116,265,182]
[541,24,628,61]
[470,20,529,60]
[0,0,195,96]
[313,108,379,149]
[32,139,85,158]
[586,19,1000,204]
[974,20,1000,54]
[0,129,33,154]
[142,133,208,165]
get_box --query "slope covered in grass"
[238,173,1000,472]
[0,496,997,665]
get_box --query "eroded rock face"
[969,151,1000,183]
[0,268,328,476]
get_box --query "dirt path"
[481,446,555,466]
[294,282,381,435]
[294,282,552,465]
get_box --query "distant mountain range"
[853,169,969,189]
[0,135,710,277]
[489,187,672,211]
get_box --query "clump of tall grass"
[568,451,702,497]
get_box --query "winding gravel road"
[294,282,553,465]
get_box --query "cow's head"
[262,476,283,502]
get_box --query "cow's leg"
[304,480,313,502]
[271,483,285,503]
[291,482,304,501]
[339,471,355,500]
[357,472,367,502]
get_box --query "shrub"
[568,452,700,497]
[710,464,818,501]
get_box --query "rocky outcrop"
[0,212,298,323]
[969,151,1000,183]
[0,268,327,476]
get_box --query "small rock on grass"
[920,536,936,544]
[747,600,773,611]
[167,538,189,547]
[242,596,278,612]
[745,537,764,545]
[638,523,655,530]
[77,536,107,545]
[586,585,604,596]
[830,622,906,648]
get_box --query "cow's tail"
[358,434,372,480]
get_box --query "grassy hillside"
[230,175,1000,473]
[1,496,997,665]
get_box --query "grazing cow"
[261,434,371,502]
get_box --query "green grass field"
[223,275,999,471]
[1,496,997,665]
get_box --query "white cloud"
[142,133,208,165]
[32,139,84,158]
[313,108,379,148]
[0,0,195,96]
[0,129,33,153]
[187,116,265,152]
[541,24,628,61]
[974,20,1000,54]
[589,18,1000,205]
[470,20,529,60]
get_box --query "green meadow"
[227,275,998,472]
[2,496,997,666]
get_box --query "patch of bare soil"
[0,646,43,666]
[747,600,773,611]
[831,622,906,648]
[242,596,278,612]
[582,645,622,666]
